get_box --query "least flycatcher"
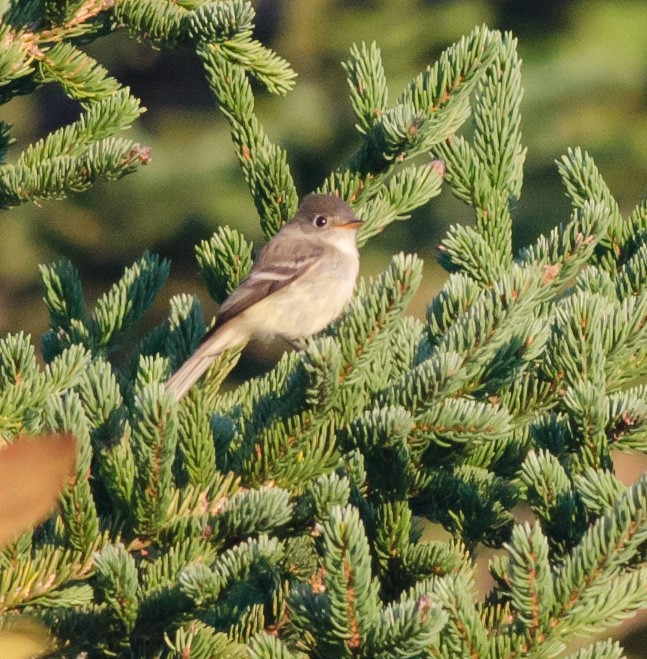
[166,193,363,400]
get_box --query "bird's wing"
[211,238,325,328]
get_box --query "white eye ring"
[314,215,328,227]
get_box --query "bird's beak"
[335,217,364,230]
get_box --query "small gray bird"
[165,193,363,400]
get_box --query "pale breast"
[247,248,359,340]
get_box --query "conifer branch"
[0,18,645,657]
[199,45,298,238]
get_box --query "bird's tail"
[165,323,241,401]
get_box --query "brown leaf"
[0,433,77,547]
[0,619,51,658]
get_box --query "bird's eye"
[314,215,328,227]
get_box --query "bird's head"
[293,194,363,240]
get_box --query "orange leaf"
[0,433,77,547]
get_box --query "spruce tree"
[0,2,645,657]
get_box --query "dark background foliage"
[4,0,646,349]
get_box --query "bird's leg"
[285,338,305,351]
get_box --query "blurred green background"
[3,0,647,345]
[2,0,647,651]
